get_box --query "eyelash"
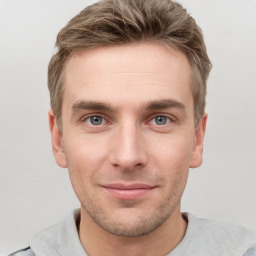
[149,115,172,126]
[82,115,108,126]
[81,114,174,127]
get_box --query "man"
[9,0,256,255]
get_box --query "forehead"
[63,43,193,110]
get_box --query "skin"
[49,43,207,256]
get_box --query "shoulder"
[179,213,256,256]
[244,244,256,256]
[7,209,83,256]
[8,247,35,256]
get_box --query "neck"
[78,206,187,256]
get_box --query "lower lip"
[103,187,155,200]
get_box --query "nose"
[108,123,148,171]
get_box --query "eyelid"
[79,112,177,126]
[147,113,176,124]
[86,116,105,125]
[80,113,109,124]
[151,116,171,125]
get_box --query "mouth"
[101,183,157,200]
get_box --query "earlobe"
[189,113,207,168]
[48,109,67,168]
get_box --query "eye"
[85,115,105,126]
[151,116,171,125]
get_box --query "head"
[48,0,211,238]
[48,0,211,131]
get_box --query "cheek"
[150,133,194,169]
[63,136,107,188]
[65,134,107,165]
[152,138,191,197]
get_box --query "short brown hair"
[48,0,211,129]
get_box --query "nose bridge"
[109,119,147,170]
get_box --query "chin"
[83,204,174,237]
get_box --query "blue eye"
[86,116,103,125]
[153,116,170,125]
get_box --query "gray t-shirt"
[9,209,256,256]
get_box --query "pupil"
[156,116,166,125]
[91,116,102,125]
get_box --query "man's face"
[50,43,206,236]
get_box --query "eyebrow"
[144,99,185,111]
[71,98,185,114]
[72,100,116,114]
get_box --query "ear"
[189,113,207,168]
[48,109,67,168]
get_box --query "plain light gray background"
[0,0,255,255]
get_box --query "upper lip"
[102,183,156,190]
